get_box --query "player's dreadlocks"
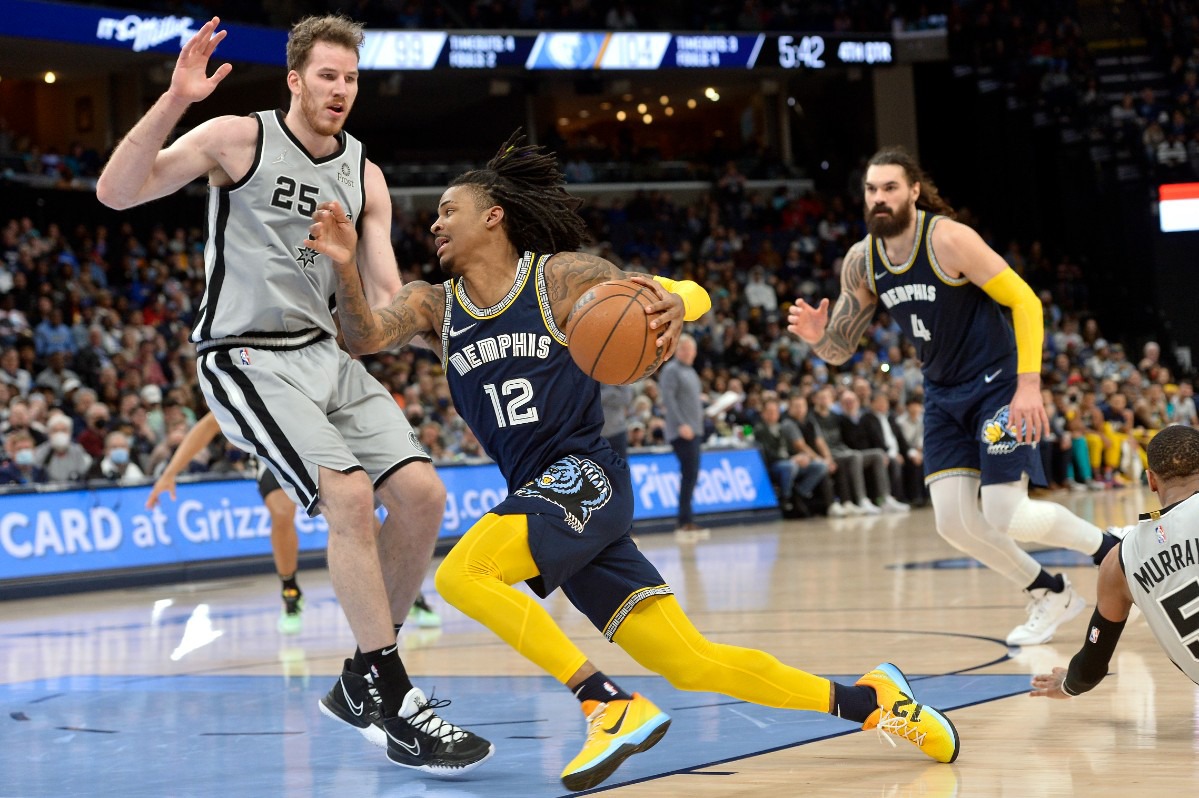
[868,147,957,220]
[449,130,591,254]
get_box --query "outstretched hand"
[304,201,358,266]
[629,276,684,361]
[167,17,233,105]
[1029,667,1071,699]
[145,473,177,509]
[786,297,830,344]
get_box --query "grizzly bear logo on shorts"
[514,455,612,533]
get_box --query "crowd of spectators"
[0,138,1190,527]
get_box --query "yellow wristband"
[653,276,712,321]
[981,268,1043,374]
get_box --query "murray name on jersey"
[447,332,553,377]
[877,282,937,309]
[1129,529,1199,594]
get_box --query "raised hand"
[145,472,177,509]
[787,297,830,344]
[304,200,358,266]
[167,17,233,105]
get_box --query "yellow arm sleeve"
[981,267,1043,374]
[652,276,712,321]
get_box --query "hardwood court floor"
[2,485,1196,797]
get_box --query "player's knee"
[996,498,1057,542]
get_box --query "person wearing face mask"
[0,429,47,484]
[87,430,146,485]
[32,413,92,484]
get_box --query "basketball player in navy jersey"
[304,133,961,791]
[96,16,491,774]
[788,148,1122,646]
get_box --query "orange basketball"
[565,279,665,385]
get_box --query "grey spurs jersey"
[1119,493,1199,684]
[192,110,366,343]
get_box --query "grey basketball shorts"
[196,336,429,515]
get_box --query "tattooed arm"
[303,200,443,355]
[786,239,877,365]
[543,251,687,359]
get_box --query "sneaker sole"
[561,714,671,792]
[388,742,495,776]
[868,664,961,764]
[318,697,386,748]
[1005,593,1088,646]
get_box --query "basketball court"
[2,486,1194,796]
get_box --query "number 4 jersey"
[1119,495,1199,685]
[192,110,366,343]
[440,251,607,490]
[867,210,1014,386]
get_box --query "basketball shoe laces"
[581,701,609,746]
[407,694,471,744]
[872,704,928,750]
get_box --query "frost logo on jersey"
[96,14,197,52]
[409,431,425,455]
[514,455,612,533]
[337,163,355,188]
[1156,523,1167,545]
[981,405,1027,455]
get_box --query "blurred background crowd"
[2,0,1197,523]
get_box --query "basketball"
[565,279,665,385]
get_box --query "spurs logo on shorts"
[515,455,612,533]
[981,405,1026,455]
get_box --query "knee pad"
[983,486,1057,542]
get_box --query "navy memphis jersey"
[439,251,607,489]
[867,210,1016,386]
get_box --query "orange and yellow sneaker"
[857,663,960,764]
[560,693,671,792]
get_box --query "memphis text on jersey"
[877,282,937,309]
[447,333,553,377]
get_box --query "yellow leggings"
[435,513,832,712]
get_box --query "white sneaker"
[1005,575,1087,646]
[881,495,910,513]
[842,500,864,516]
[828,501,848,518]
[857,498,881,515]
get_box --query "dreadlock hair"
[449,130,590,255]
[868,147,957,220]
[1147,424,1199,481]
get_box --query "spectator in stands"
[839,390,909,513]
[0,346,31,396]
[141,384,165,439]
[894,395,928,506]
[2,398,46,446]
[33,413,91,483]
[1172,381,1198,426]
[34,305,76,358]
[810,385,880,516]
[600,383,634,460]
[660,333,706,533]
[86,429,146,484]
[34,351,81,396]
[0,428,46,485]
[754,395,829,518]
[77,402,111,460]
[864,392,919,509]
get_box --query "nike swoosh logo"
[341,680,364,716]
[984,369,1003,383]
[381,645,398,656]
[602,705,630,735]
[387,729,421,755]
[874,271,888,280]
[449,324,477,338]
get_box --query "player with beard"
[97,16,492,775]
[788,147,1121,647]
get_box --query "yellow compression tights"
[614,594,832,712]
[434,513,588,684]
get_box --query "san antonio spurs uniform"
[1119,495,1199,684]
[440,252,671,638]
[193,110,426,515]
[868,210,1044,487]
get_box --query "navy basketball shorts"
[491,450,673,640]
[922,367,1047,488]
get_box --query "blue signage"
[0,0,287,64]
[0,448,775,583]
